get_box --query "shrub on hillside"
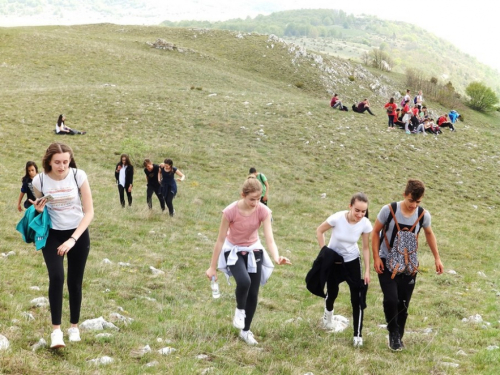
[465,82,499,112]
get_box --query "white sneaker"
[239,330,258,345]
[322,309,334,330]
[50,329,66,349]
[67,327,81,342]
[233,308,246,329]
[353,336,363,347]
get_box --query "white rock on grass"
[487,345,499,351]
[30,297,49,307]
[477,271,486,277]
[145,361,159,367]
[456,350,467,356]
[29,286,40,291]
[102,258,113,264]
[22,312,35,321]
[0,335,9,350]
[109,313,134,325]
[118,262,132,267]
[80,316,119,331]
[447,270,457,275]
[2,251,16,257]
[149,266,165,276]
[196,354,209,360]
[130,345,152,358]
[88,356,114,365]
[158,347,177,355]
[462,314,483,323]
[31,338,47,351]
[325,315,349,333]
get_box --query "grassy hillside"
[161,9,500,96]
[1,24,499,374]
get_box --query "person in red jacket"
[437,114,455,131]
[330,93,343,109]
[384,98,398,130]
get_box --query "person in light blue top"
[448,110,460,124]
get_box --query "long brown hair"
[42,143,77,173]
[242,176,262,196]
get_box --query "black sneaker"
[389,331,403,351]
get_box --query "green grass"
[1,24,500,374]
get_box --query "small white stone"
[145,361,159,367]
[0,335,9,350]
[29,286,40,291]
[320,193,327,198]
[95,333,113,339]
[88,356,114,365]
[102,258,113,264]
[440,362,459,368]
[196,354,209,360]
[456,349,467,356]
[30,297,49,307]
[22,312,35,321]
[208,93,217,97]
[486,345,499,351]
[31,338,47,351]
[158,347,177,355]
[149,266,165,275]
[477,271,486,277]
[118,262,131,267]
[447,270,457,275]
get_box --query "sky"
[1,0,498,71]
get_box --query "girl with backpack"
[205,176,291,345]
[315,192,372,347]
[17,161,38,212]
[384,98,398,130]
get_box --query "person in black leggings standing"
[31,142,94,349]
[206,177,291,345]
[159,159,185,217]
[115,153,134,207]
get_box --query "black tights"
[118,184,132,207]
[225,250,262,331]
[325,257,365,337]
[377,258,416,338]
[163,189,175,216]
[42,229,90,325]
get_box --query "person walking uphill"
[115,154,134,208]
[314,192,372,347]
[249,167,269,206]
[205,176,291,345]
[371,179,443,351]
[143,159,165,212]
[31,142,94,349]
[159,158,185,217]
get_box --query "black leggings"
[325,257,365,337]
[225,250,262,331]
[147,185,165,210]
[118,184,132,207]
[42,228,90,325]
[377,258,416,338]
[162,187,175,216]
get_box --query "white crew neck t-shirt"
[326,210,373,262]
[32,168,87,230]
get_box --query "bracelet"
[70,236,78,243]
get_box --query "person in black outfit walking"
[115,154,134,207]
[143,159,165,212]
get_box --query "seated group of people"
[330,91,461,135]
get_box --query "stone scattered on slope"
[0,335,9,351]
[30,297,49,307]
[109,312,134,325]
[158,346,177,355]
[31,338,47,351]
[88,356,114,365]
[80,316,119,331]
[149,266,165,276]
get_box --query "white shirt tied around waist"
[218,239,275,285]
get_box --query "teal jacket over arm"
[16,205,52,250]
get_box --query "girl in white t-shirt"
[31,142,94,349]
[315,192,372,347]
